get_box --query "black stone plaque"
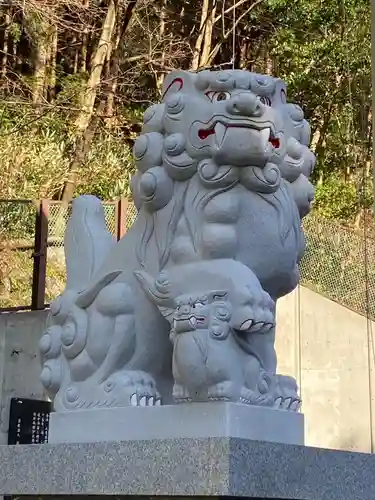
[8,397,51,445]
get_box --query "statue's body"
[39,70,315,412]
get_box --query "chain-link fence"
[0,198,134,310]
[45,201,120,304]
[45,200,139,305]
[300,214,375,320]
[1,198,374,320]
[0,200,37,309]
[126,202,137,229]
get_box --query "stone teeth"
[250,322,264,333]
[189,316,197,328]
[260,127,270,150]
[240,319,253,331]
[215,123,226,146]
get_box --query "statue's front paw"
[173,383,192,403]
[233,290,275,335]
[105,370,162,407]
[273,374,301,412]
[207,381,238,402]
[55,370,162,411]
[173,381,240,403]
[241,370,277,407]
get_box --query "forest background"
[0,0,374,313]
[0,0,372,223]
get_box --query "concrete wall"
[276,286,375,452]
[0,290,374,452]
[0,310,48,444]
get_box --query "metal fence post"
[116,198,128,241]
[31,199,49,310]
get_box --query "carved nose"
[181,305,190,314]
[226,93,263,117]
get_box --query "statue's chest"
[236,184,302,289]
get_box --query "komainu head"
[132,69,315,215]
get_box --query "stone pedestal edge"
[0,437,373,499]
[48,402,304,445]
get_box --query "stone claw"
[130,393,138,406]
[273,397,283,409]
[281,397,292,409]
[263,323,274,332]
[249,321,264,333]
[290,400,300,411]
[129,393,162,406]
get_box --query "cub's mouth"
[198,122,280,150]
[173,315,206,332]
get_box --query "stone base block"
[48,402,304,445]
[1,437,375,498]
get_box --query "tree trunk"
[200,0,216,68]
[239,39,249,68]
[80,31,88,73]
[48,23,58,101]
[311,107,332,182]
[156,0,167,90]
[104,11,120,121]
[61,101,106,204]
[1,9,10,81]
[263,46,273,75]
[80,0,90,73]
[62,0,139,201]
[32,29,48,105]
[61,0,118,203]
[104,0,138,122]
[191,0,210,70]
[73,34,79,73]
[74,0,117,133]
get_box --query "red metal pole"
[31,199,49,310]
[116,198,128,241]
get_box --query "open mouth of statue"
[198,123,280,150]
[174,315,205,332]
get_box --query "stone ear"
[75,271,122,309]
[133,270,176,310]
[162,70,192,101]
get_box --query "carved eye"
[213,293,227,301]
[206,91,231,102]
[260,96,271,106]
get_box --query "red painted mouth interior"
[198,124,280,149]
[270,137,280,149]
[198,128,215,140]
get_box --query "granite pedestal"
[0,437,374,499]
[48,403,304,445]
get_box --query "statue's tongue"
[214,127,269,166]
